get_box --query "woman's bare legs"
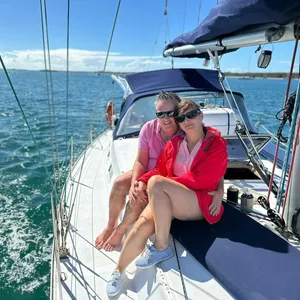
[148,175,203,251]
[116,204,154,273]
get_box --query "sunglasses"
[175,109,201,123]
[156,110,176,118]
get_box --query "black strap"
[291,208,300,240]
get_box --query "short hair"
[178,100,200,115]
[155,91,182,107]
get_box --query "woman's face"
[155,99,178,132]
[177,107,203,133]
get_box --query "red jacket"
[139,126,228,224]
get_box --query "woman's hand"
[208,189,224,216]
[136,181,148,202]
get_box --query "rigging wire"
[61,0,71,225]
[147,0,172,71]
[182,0,187,33]
[0,55,54,191]
[172,237,189,300]
[65,0,70,164]
[64,0,123,241]
[40,0,61,194]
[266,28,300,208]
[147,13,165,71]
[89,0,122,138]
[197,0,202,25]
[164,1,173,68]
[207,50,262,159]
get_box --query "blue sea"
[0,70,298,299]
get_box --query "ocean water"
[0,70,298,299]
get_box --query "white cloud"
[0,48,191,72]
[224,67,247,73]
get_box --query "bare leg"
[95,171,132,249]
[103,199,148,251]
[115,204,154,273]
[148,175,203,251]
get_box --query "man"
[95,91,224,251]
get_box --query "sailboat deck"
[51,130,299,300]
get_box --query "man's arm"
[129,148,149,201]
[131,148,149,185]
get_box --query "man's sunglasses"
[155,110,176,118]
[175,109,201,123]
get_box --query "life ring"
[105,100,115,127]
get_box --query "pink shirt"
[138,119,182,171]
[173,138,203,177]
[138,119,166,171]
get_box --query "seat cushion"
[170,202,300,300]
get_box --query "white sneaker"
[106,270,126,297]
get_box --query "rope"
[276,91,296,143]
[266,28,300,206]
[277,78,300,212]
[281,116,300,219]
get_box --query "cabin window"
[116,91,244,137]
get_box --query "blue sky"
[0,0,297,72]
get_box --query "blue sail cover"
[165,0,300,58]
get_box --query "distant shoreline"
[1,69,298,79]
[224,72,298,79]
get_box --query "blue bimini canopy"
[125,68,222,95]
[165,0,300,58]
[113,68,224,137]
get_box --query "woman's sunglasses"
[156,110,176,118]
[175,109,201,123]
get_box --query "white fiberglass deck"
[51,130,298,300]
[51,130,234,299]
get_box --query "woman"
[106,100,228,296]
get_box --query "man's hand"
[136,181,148,202]
[128,180,139,202]
[208,189,224,216]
